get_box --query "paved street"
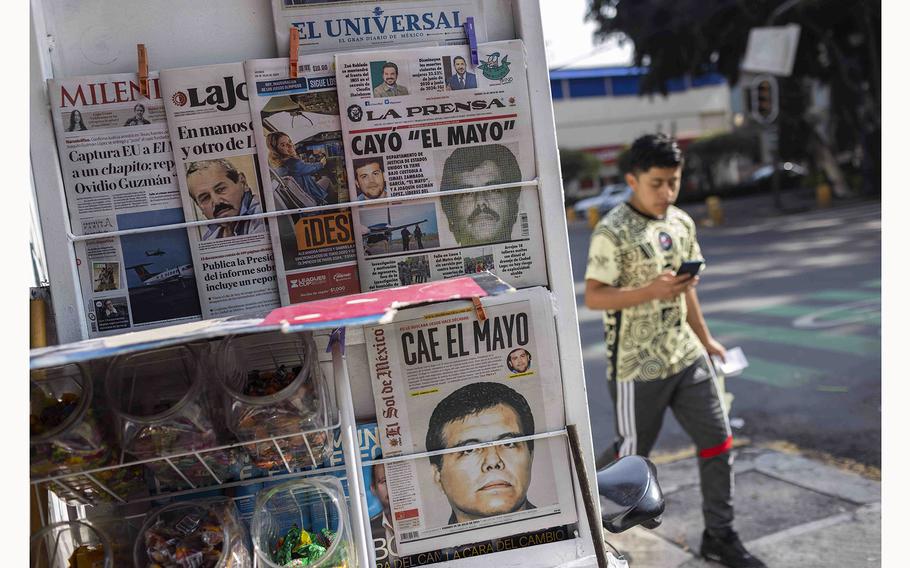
[568,192,882,470]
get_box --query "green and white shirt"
[585,203,705,382]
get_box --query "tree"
[559,148,604,185]
[586,0,880,196]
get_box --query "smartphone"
[676,260,704,278]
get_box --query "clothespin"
[289,27,300,79]
[137,44,149,98]
[471,296,487,321]
[464,17,479,66]
[327,327,346,355]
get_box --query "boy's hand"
[703,336,727,362]
[647,271,698,301]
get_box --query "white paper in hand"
[607,552,630,568]
[712,346,748,376]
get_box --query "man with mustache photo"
[439,144,522,246]
[186,158,266,240]
[425,382,536,524]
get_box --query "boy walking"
[584,134,765,568]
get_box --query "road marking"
[733,356,823,388]
[709,320,879,357]
[808,289,881,302]
[792,299,881,329]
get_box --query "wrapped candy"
[106,345,242,493]
[135,499,250,568]
[216,332,333,473]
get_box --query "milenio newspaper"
[48,72,203,337]
[364,287,576,555]
[271,0,486,58]
[245,55,362,305]
[161,63,282,318]
[335,40,548,292]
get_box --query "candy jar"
[252,477,351,568]
[105,345,239,493]
[31,519,113,568]
[30,363,134,504]
[216,332,333,474]
[134,498,251,567]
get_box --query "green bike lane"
[708,284,880,389]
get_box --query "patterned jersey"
[585,203,705,382]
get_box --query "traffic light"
[749,75,778,124]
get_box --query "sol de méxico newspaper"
[364,287,577,555]
[245,54,362,306]
[271,0,486,58]
[48,72,203,337]
[161,62,282,318]
[335,40,548,292]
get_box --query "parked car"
[573,184,632,218]
[748,162,808,192]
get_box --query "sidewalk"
[602,445,881,567]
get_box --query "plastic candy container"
[217,332,333,474]
[252,477,351,568]
[106,345,240,493]
[30,519,113,568]
[134,498,251,567]
[31,363,110,480]
[30,363,146,504]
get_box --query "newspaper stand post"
[29,2,602,566]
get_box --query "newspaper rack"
[30,2,601,567]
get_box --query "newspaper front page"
[335,40,548,291]
[271,0,486,57]
[364,287,576,554]
[48,73,203,337]
[161,63,282,318]
[245,55,361,305]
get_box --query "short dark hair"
[352,156,384,174]
[186,158,241,184]
[426,382,535,469]
[382,62,399,74]
[621,133,683,176]
[440,144,521,190]
[453,56,467,66]
[506,348,531,373]
[134,104,146,112]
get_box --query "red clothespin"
[289,27,300,78]
[471,296,487,321]
[137,44,149,98]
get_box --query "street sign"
[750,74,779,125]
[742,24,802,77]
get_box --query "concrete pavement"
[601,444,880,567]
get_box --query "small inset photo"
[443,55,477,91]
[92,261,121,292]
[506,347,532,374]
[463,252,494,274]
[369,60,409,98]
[359,203,439,256]
[93,297,131,332]
[397,256,431,286]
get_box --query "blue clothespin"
[327,327,346,355]
[465,17,479,65]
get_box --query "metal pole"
[331,334,374,568]
[771,125,782,211]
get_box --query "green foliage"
[687,129,761,163]
[585,0,880,179]
[559,148,604,183]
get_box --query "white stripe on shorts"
[617,380,637,456]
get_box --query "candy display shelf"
[31,420,340,509]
